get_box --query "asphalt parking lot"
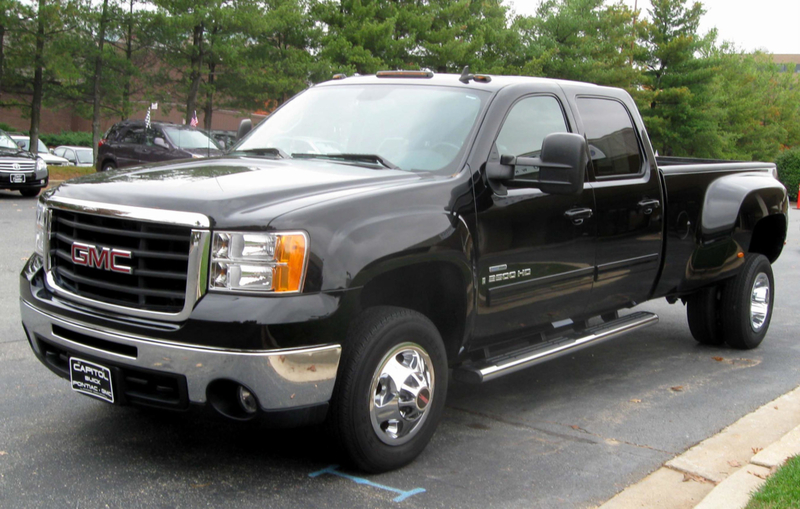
[1,188,799,509]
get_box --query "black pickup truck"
[20,71,788,472]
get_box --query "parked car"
[54,145,94,167]
[96,120,224,171]
[10,135,70,166]
[21,71,787,473]
[0,129,48,197]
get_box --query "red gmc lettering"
[71,242,132,274]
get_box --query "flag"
[190,110,198,127]
[145,108,151,129]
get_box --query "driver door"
[473,93,596,343]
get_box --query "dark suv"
[96,120,223,171]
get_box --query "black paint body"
[23,75,788,369]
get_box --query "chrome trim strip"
[45,196,211,228]
[458,311,658,383]
[21,300,341,410]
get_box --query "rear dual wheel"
[686,254,774,350]
[328,306,447,473]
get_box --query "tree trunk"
[91,0,110,161]
[203,61,215,131]
[29,0,46,156]
[185,23,204,125]
[122,0,134,120]
[0,23,6,99]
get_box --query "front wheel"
[721,254,774,350]
[101,161,116,172]
[328,306,447,473]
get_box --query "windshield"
[235,85,489,172]
[163,127,221,150]
[76,149,93,164]
[13,138,48,153]
[0,131,17,150]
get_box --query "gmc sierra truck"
[20,70,788,472]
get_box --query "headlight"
[34,198,46,256]
[36,158,47,172]
[209,231,308,293]
[191,154,205,159]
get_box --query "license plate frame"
[10,173,25,183]
[69,357,115,403]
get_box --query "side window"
[104,126,120,142]
[66,149,75,162]
[54,148,64,157]
[495,96,569,159]
[120,127,145,145]
[576,98,643,177]
[144,127,161,146]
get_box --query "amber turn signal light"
[274,234,308,292]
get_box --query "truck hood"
[50,156,424,228]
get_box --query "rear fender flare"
[700,174,787,239]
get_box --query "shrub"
[39,131,94,148]
[776,148,800,201]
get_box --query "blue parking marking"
[309,464,426,502]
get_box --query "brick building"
[0,94,265,134]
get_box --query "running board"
[454,311,658,384]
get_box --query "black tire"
[101,161,115,172]
[686,286,725,345]
[328,306,448,473]
[720,254,774,350]
[19,188,41,198]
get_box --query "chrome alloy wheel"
[369,342,435,446]
[750,272,770,332]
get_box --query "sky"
[508,0,800,55]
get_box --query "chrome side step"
[454,311,658,384]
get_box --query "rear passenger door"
[572,95,664,313]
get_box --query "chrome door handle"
[637,199,661,215]
[564,208,593,225]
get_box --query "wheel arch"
[357,259,472,362]
[700,173,788,240]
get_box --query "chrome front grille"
[44,197,210,321]
[0,161,36,172]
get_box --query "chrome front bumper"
[21,299,341,411]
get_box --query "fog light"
[237,386,258,414]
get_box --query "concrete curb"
[598,384,800,509]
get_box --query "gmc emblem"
[71,242,133,274]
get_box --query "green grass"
[47,165,96,181]
[746,455,800,509]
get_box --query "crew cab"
[20,70,787,472]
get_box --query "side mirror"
[487,132,588,195]
[153,137,168,149]
[16,141,24,148]
[68,157,77,164]
[237,118,252,140]
[49,148,55,154]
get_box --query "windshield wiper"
[292,153,399,170]
[234,147,290,159]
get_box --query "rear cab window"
[576,97,644,178]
